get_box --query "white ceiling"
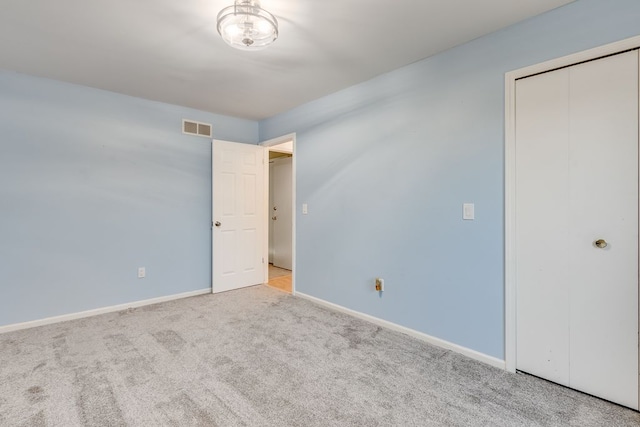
[0,0,574,120]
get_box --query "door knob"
[594,239,607,249]
[215,221,221,227]
[272,216,277,220]
[273,206,277,211]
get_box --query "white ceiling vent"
[182,119,212,138]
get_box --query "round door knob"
[215,221,221,227]
[594,239,607,249]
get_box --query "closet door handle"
[594,239,607,249]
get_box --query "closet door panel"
[568,50,639,409]
[515,68,571,386]
[515,50,639,410]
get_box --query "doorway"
[505,37,640,411]
[261,134,295,294]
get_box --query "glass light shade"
[217,0,278,51]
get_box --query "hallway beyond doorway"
[268,264,292,293]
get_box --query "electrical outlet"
[375,277,384,292]
[138,267,146,279]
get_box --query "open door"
[212,140,266,293]
[270,156,293,270]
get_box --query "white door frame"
[260,133,297,294]
[505,35,640,374]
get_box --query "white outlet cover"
[138,267,146,278]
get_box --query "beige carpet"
[0,285,638,426]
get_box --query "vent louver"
[182,119,212,138]
[198,123,211,137]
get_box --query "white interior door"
[515,50,639,410]
[268,162,275,264]
[272,156,292,270]
[212,140,266,293]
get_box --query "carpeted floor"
[0,285,638,426]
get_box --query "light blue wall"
[260,0,640,359]
[0,71,258,327]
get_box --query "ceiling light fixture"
[217,0,278,51]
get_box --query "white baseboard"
[296,292,506,370]
[0,288,211,335]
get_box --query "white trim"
[291,135,297,295]
[505,36,640,83]
[504,34,640,374]
[260,133,296,148]
[504,63,518,373]
[260,133,297,295]
[215,139,216,293]
[262,144,269,284]
[0,289,210,335]
[296,292,506,370]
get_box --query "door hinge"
[262,257,265,263]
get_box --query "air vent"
[198,123,211,137]
[182,119,212,138]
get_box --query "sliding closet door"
[515,50,639,410]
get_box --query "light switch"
[302,203,308,215]
[463,203,475,220]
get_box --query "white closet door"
[515,67,571,387]
[567,50,638,408]
[515,50,639,410]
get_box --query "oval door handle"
[594,239,607,249]
[215,221,221,227]
[272,216,277,220]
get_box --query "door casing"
[504,35,640,408]
[504,36,640,372]
[260,133,296,294]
